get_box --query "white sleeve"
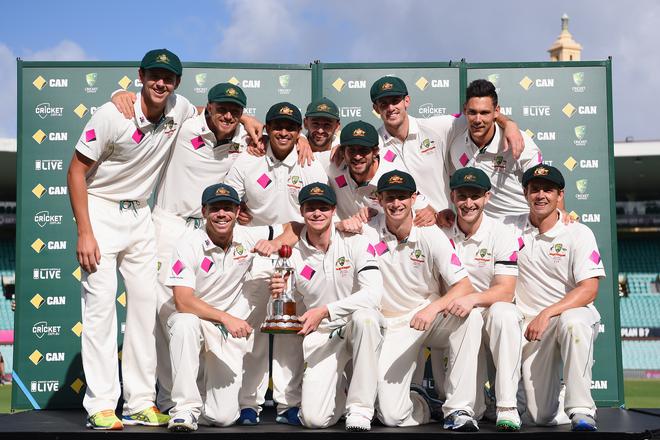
[518,131,543,172]
[430,228,468,287]
[164,241,197,289]
[572,225,606,283]
[74,103,119,162]
[326,235,382,320]
[492,223,520,277]
[223,155,248,200]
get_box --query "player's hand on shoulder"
[560,209,578,225]
[237,202,253,225]
[297,306,329,336]
[296,136,314,166]
[222,314,253,339]
[336,215,364,234]
[77,232,101,273]
[436,208,456,228]
[246,138,267,157]
[502,121,524,160]
[241,114,265,148]
[414,205,437,227]
[111,91,137,119]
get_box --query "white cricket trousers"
[521,306,600,425]
[168,312,250,425]
[81,195,158,416]
[152,206,200,411]
[240,255,304,414]
[377,306,483,427]
[299,309,385,428]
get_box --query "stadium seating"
[622,340,660,370]
[617,237,660,273]
[0,344,11,376]
[0,298,12,331]
[620,293,660,327]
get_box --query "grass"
[0,380,658,414]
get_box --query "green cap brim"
[305,111,339,120]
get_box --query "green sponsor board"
[467,61,621,406]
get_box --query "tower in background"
[548,14,582,61]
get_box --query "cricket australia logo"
[410,248,426,264]
[335,256,351,271]
[474,248,492,267]
[549,242,568,261]
[419,138,436,153]
[163,118,178,137]
[493,155,507,171]
[287,175,303,190]
[233,244,248,260]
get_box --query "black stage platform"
[1,407,659,439]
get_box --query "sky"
[1,0,659,141]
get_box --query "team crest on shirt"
[410,248,426,264]
[228,142,241,154]
[493,155,507,171]
[419,138,436,154]
[233,244,248,261]
[474,248,492,267]
[287,175,303,190]
[163,118,178,137]
[549,242,568,261]
[335,256,352,278]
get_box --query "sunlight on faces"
[304,116,340,150]
[343,144,379,181]
[203,201,240,239]
[378,190,416,222]
[373,95,410,128]
[524,180,564,219]
[207,102,243,138]
[464,96,499,145]
[266,119,301,157]
[139,68,180,107]
[300,201,335,234]
[451,187,490,225]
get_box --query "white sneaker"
[168,411,198,432]
[345,414,371,431]
[496,407,521,431]
[443,410,479,432]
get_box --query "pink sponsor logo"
[201,257,214,273]
[374,241,388,256]
[509,251,518,262]
[367,244,376,256]
[517,237,525,251]
[132,129,145,144]
[257,173,272,189]
[459,153,469,167]
[450,253,462,266]
[191,136,205,150]
[85,129,96,142]
[590,250,601,264]
[335,175,348,188]
[172,260,185,275]
[383,150,397,162]
[300,265,316,280]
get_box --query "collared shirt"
[378,115,466,211]
[287,225,382,329]
[154,112,248,219]
[505,211,606,317]
[444,215,519,292]
[223,143,328,226]
[448,125,542,217]
[75,93,196,202]
[363,215,468,317]
[164,225,278,319]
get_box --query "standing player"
[506,164,605,431]
[442,167,523,431]
[67,49,196,429]
[446,79,543,218]
[303,97,341,153]
[370,76,524,219]
[362,170,483,432]
[270,183,384,431]
[224,102,328,425]
[151,83,250,411]
[164,183,290,431]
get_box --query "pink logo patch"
[459,153,469,167]
[201,257,214,273]
[300,265,316,280]
[367,244,376,256]
[335,175,348,188]
[172,260,185,275]
[517,237,525,251]
[509,251,518,262]
[132,129,145,144]
[450,253,462,266]
[537,152,543,164]
[452,113,461,118]
[85,129,96,142]
[191,136,205,150]
[449,239,455,249]
[590,251,601,264]
[383,150,397,162]
[257,173,272,189]
[374,241,388,256]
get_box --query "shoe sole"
[169,424,197,432]
[496,421,521,432]
[572,424,597,432]
[346,426,370,432]
[448,421,479,432]
[238,420,260,426]
[86,422,123,430]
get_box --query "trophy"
[261,245,303,334]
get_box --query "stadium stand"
[620,293,660,327]
[617,237,660,273]
[622,340,660,370]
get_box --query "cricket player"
[67,49,196,429]
[506,164,605,431]
[164,183,290,431]
[303,97,341,153]
[151,83,250,411]
[442,167,523,431]
[362,170,483,432]
[224,102,328,425]
[269,183,385,431]
[446,79,543,218]
[370,76,524,221]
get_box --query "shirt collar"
[380,115,419,145]
[524,209,565,239]
[299,224,336,254]
[266,142,298,168]
[200,227,238,252]
[376,214,418,247]
[134,92,176,129]
[451,214,492,243]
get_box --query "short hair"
[465,79,498,107]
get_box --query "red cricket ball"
[279,245,292,258]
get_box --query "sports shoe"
[122,406,170,426]
[345,414,371,431]
[410,384,444,421]
[496,407,521,431]
[168,411,198,432]
[571,412,597,431]
[86,409,123,430]
[276,407,302,426]
[238,408,260,425]
[443,410,479,432]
